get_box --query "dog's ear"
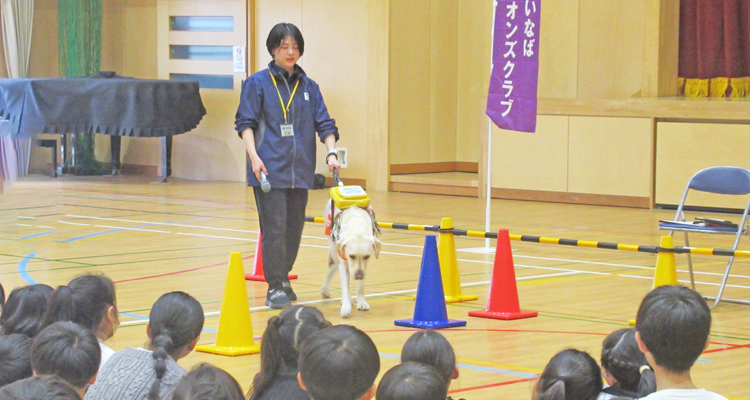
[372,237,382,259]
[337,237,348,255]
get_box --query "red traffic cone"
[245,231,298,281]
[468,229,537,320]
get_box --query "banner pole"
[485,0,497,249]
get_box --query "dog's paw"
[320,287,331,299]
[340,303,352,318]
[357,298,370,311]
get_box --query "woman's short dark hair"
[376,362,448,400]
[172,363,244,400]
[148,291,204,400]
[266,23,304,56]
[635,285,711,374]
[601,328,656,397]
[401,329,456,386]
[0,375,82,400]
[298,325,380,400]
[31,321,101,389]
[43,274,117,335]
[0,334,33,388]
[1,284,54,337]
[249,305,331,400]
[535,349,601,400]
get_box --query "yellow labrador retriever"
[321,199,381,318]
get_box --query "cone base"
[446,294,479,303]
[394,318,467,329]
[468,309,538,320]
[195,344,261,356]
[244,274,298,282]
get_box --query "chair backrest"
[688,166,750,195]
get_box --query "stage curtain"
[59,0,106,174]
[679,0,750,97]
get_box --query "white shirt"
[98,340,115,371]
[640,389,729,400]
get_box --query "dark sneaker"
[282,280,297,301]
[266,288,291,309]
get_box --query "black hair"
[0,282,5,307]
[249,305,331,400]
[266,23,305,57]
[298,324,380,400]
[148,291,204,400]
[42,274,117,337]
[1,284,54,337]
[401,329,456,386]
[535,349,601,400]
[0,334,33,388]
[172,363,243,400]
[31,321,101,389]
[635,285,711,374]
[601,328,656,398]
[0,375,82,400]
[376,362,448,400]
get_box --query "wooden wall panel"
[428,0,457,163]
[389,0,430,165]
[538,0,579,98]
[568,116,652,197]
[366,0,390,191]
[656,122,750,209]
[577,0,645,98]
[455,1,491,163]
[491,115,568,192]
[254,0,302,74]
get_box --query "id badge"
[280,124,295,137]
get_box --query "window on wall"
[170,73,234,90]
[170,45,233,60]
[170,16,233,32]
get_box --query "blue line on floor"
[379,353,536,378]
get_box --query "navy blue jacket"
[236,62,338,189]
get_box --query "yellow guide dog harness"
[325,185,381,259]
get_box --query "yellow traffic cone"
[438,217,479,303]
[629,235,679,325]
[196,252,261,356]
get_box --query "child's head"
[635,285,711,374]
[0,334,33,388]
[249,305,331,400]
[535,349,601,400]
[0,375,82,400]
[1,284,54,337]
[43,274,118,340]
[31,321,101,392]
[601,328,656,397]
[147,291,204,400]
[172,363,244,400]
[298,324,380,400]
[376,362,448,400]
[401,329,458,388]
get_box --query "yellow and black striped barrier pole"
[304,216,750,258]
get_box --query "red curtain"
[679,0,750,80]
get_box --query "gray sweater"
[84,347,186,400]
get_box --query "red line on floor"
[365,328,609,336]
[448,377,536,394]
[114,255,254,283]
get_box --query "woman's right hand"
[250,156,268,182]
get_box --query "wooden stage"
[2,176,749,399]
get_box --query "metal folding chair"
[658,166,750,309]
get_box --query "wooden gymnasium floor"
[2,175,749,400]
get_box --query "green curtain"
[58,0,105,174]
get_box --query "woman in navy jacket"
[235,23,341,308]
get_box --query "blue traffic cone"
[395,235,467,329]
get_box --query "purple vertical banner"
[486,0,541,133]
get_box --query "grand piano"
[0,72,206,178]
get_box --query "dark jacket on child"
[254,364,309,400]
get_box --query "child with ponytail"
[84,291,204,400]
[534,349,602,400]
[600,328,656,399]
[247,305,331,400]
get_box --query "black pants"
[253,187,308,290]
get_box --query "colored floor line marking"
[17,254,37,284]
[19,231,55,240]
[119,312,218,333]
[377,346,541,373]
[448,377,537,395]
[113,254,253,284]
[378,353,536,378]
[61,217,207,242]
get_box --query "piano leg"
[160,136,172,183]
[110,136,121,175]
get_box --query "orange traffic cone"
[468,229,537,320]
[245,231,298,281]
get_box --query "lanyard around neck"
[269,70,300,122]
